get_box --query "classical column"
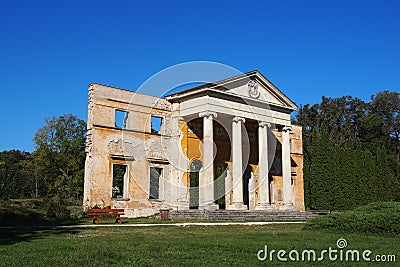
[255,121,272,210]
[282,125,293,209]
[229,116,247,210]
[199,112,218,210]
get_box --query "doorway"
[216,162,228,209]
[189,160,202,209]
[243,165,253,209]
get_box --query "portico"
[190,114,295,210]
[166,70,299,211]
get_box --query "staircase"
[168,210,325,221]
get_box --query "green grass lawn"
[0,224,398,266]
[1,200,399,266]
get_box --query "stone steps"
[167,210,321,221]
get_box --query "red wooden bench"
[87,208,125,224]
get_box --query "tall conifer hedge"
[305,127,399,210]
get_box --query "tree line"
[296,90,400,210]
[0,114,86,200]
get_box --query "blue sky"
[0,0,399,152]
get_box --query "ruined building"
[83,71,304,217]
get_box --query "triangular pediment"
[166,70,297,111]
[211,70,297,110]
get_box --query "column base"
[227,202,248,210]
[255,203,273,210]
[200,203,219,210]
[280,203,295,211]
[177,202,190,210]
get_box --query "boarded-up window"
[149,167,162,199]
[112,164,127,198]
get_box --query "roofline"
[165,70,298,110]
[90,70,299,110]
[166,87,297,112]
[89,82,135,93]
[165,70,259,97]
[89,82,162,99]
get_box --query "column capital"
[258,121,271,128]
[199,112,217,119]
[232,116,245,123]
[282,125,292,132]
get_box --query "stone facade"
[83,71,305,217]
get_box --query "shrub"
[46,197,71,221]
[304,201,400,235]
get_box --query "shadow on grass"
[0,206,82,227]
[0,228,79,246]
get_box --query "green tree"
[375,147,399,201]
[296,90,400,207]
[309,127,337,210]
[303,159,311,209]
[33,114,86,199]
[295,96,368,163]
[358,148,377,205]
[336,142,355,209]
[0,150,31,199]
[304,127,399,211]
[371,91,400,161]
[357,112,385,152]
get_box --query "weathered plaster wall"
[270,126,305,211]
[290,124,305,211]
[84,83,178,217]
